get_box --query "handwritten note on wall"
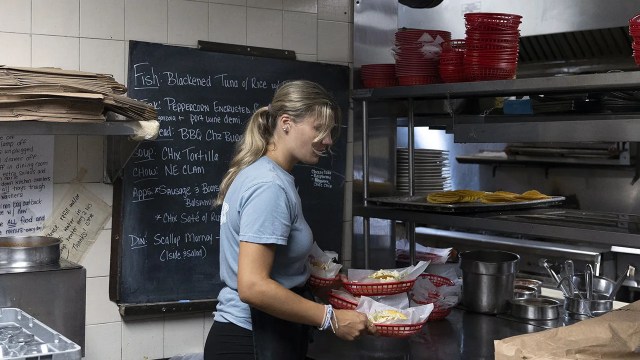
[0,135,53,236]
[42,184,111,263]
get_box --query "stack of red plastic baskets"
[629,15,640,65]
[394,28,451,86]
[439,39,466,83]
[463,12,522,81]
[360,63,397,88]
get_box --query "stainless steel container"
[564,294,613,318]
[509,297,560,320]
[569,274,615,297]
[0,237,85,356]
[0,236,60,268]
[513,284,537,299]
[514,278,542,296]
[460,250,520,314]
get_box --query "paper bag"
[494,300,640,359]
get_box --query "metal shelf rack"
[354,71,640,267]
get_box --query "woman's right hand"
[333,309,377,340]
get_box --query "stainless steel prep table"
[307,308,547,360]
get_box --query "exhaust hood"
[397,0,640,75]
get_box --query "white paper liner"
[346,260,430,283]
[308,242,342,278]
[395,239,451,264]
[411,275,460,310]
[356,296,433,324]
[330,289,360,304]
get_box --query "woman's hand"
[333,309,377,340]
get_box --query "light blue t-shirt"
[214,156,313,330]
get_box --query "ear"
[279,114,292,128]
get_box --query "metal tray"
[0,308,81,359]
[366,194,566,213]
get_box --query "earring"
[283,126,289,133]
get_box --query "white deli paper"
[356,296,433,324]
[308,242,342,278]
[395,239,451,264]
[411,275,460,309]
[347,260,430,283]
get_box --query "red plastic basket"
[412,297,453,321]
[465,38,520,50]
[442,39,466,51]
[328,291,358,310]
[342,279,416,296]
[374,321,427,338]
[308,275,340,287]
[464,65,516,81]
[419,273,455,287]
[412,274,455,321]
[464,12,522,31]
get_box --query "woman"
[205,80,375,360]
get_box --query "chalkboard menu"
[111,41,349,306]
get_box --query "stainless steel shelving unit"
[352,71,640,101]
[354,71,640,266]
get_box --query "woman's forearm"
[239,276,325,327]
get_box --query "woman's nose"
[322,134,333,146]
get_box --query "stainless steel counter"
[307,308,547,360]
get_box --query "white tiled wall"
[0,0,353,359]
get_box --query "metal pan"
[508,297,560,320]
[514,278,542,296]
[0,236,61,268]
[365,195,566,213]
[569,274,615,297]
[513,284,537,299]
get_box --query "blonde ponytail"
[215,80,340,205]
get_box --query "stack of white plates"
[396,148,451,194]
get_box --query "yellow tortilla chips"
[426,189,552,204]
